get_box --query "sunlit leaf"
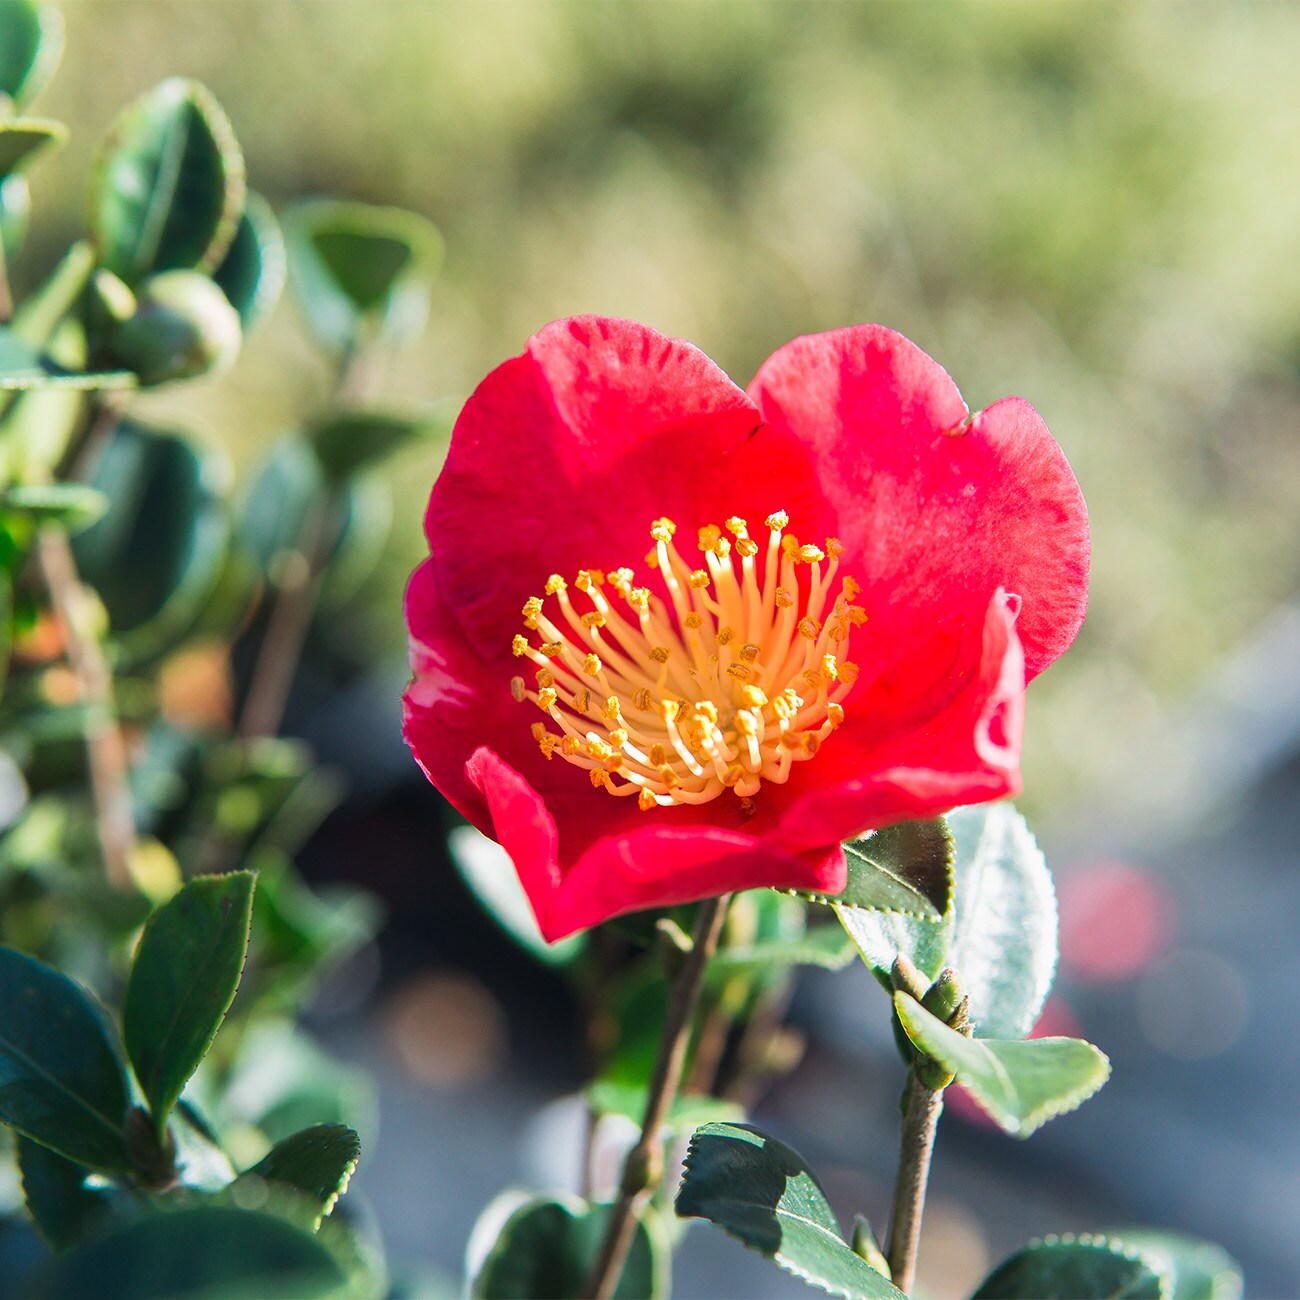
[894,994,1109,1137]
[677,1122,904,1299]
[122,872,255,1133]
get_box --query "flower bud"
[102,269,242,386]
[921,966,965,1024]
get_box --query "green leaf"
[813,819,952,918]
[0,117,66,177]
[0,0,63,112]
[470,1193,666,1300]
[22,1203,351,1300]
[0,945,131,1171]
[305,406,448,483]
[894,994,1109,1137]
[826,819,953,986]
[285,198,443,350]
[238,1124,360,1229]
[0,483,109,532]
[0,328,135,391]
[448,825,582,966]
[710,924,858,975]
[122,872,255,1134]
[212,191,285,330]
[585,1080,742,1133]
[88,77,246,283]
[973,1234,1167,1299]
[946,804,1057,1039]
[71,418,231,656]
[677,1123,904,1299]
[1106,1230,1243,1300]
[17,1135,111,1251]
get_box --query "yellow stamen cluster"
[510,511,863,811]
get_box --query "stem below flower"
[581,892,732,1300]
[885,1072,944,1295]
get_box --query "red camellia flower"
[404,317,1088,942]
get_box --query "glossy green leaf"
[71,419,231,654]
[0,118,65,176]
[827,819,953,986]
[0,483,109,532]
[1107,1230,1243,1300]
[212,191,285,329]
[585,1080,742,1133]
[471,1193,666,1300]
[812,819,952,919]
[238,1124,360,1229]
[285,199,443,350]
[448,825,582,966]
[677,1123,904,1299]
[22,1203,351,1300]
[0,0,62,111]
[973,1234,1167,1299]
[17,1136,111,1251]
[894,994,1109,1137]
[711,923,857,975]
[946,804,1057,1039]
[88,77,246,283]
[0,945,131,1171]
[306,406,448,482]
[122,872,255,1133]
[0,328,135,391]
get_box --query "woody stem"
[885,1070,944,1294]
[581,892,732,1300]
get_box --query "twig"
[581,893,732,1300]
[37,529,135,889]
[885,1072,944,1294]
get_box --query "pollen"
[509,510,862,810]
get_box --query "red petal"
[466,746,846,941]
[748,326,1088,679]
[771,591,1026,851]
[427,316,828,659]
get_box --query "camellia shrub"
[0,2,1243,1298]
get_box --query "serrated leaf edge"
[1007,1234,1172,1300]
[677,1129,904,1300]
[895,995,1111,1137]
[1102,1229,1243,1300]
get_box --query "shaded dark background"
[21,3,1300,1296]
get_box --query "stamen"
[511,509,861,811]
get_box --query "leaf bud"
[915,1055,956,1091]
[851,1215,891,1278]
[101,269,242,386]
[619,1139,663,1197]
[921,966,965,1024]
[890,954,928,1002]
[123,1105,177,1189]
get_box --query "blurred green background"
[22,0,1300,816]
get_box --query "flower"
[404,317,1088,942]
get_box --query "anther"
[650,517,677,542]
[797,617,821,641]
[582,653,602,676]
[649,646,671,663]
[522,597,543,628]
[775,588,794,608]
[540,641,563,658]
[633,689,652,711]
[688,570,710,588]
[545,574,567,594]
[511,635,529,657]
[510,676,525,702]
[739,643,761,664]
[536,668,555,688]
[638,788,658,811]
[717,627,735,646]
[765,510,789,531]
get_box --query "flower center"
[510,512,864,814]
